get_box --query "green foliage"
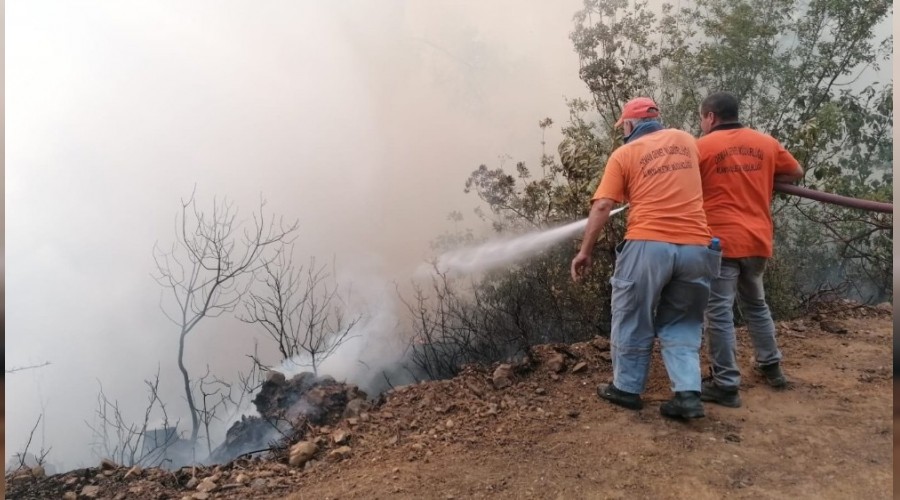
[573,0,893,308]
[409,0,892,375]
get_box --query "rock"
[63,492,77,500]
[124,465,142,479]
[196,478,218,493]
[445,419,455,429]
[360,412,370,422]
[81,485,101,498]
[725,433,741,443]
[266,370,286,384]
[235,473,250,484]
[65,476,78,486]
[590,337,611,351]
[382,411,395,419]
[332,429,351,445]
[567,409,581,418]
[343,398,371,418]
[572,362,588,373]
[100,458,118,470]
[466,381,484,398]
[347,417,359,426]
[535,387,546,395]
[251,478,268,490]
[185,477,199,489]
[114,493,127,500]
[549,373,561,381]
[31,465,45,479]
[875,302,892,313]
[492,364,513,389]
[599,351,612,362]
[193,493,210,500]
[547,353,566,373]
[327,446,352,462]
[820,320,849,334]
[289,441,318,467]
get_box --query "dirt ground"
[5,304,894,500]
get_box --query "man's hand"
[571,251,592,282]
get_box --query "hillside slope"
[6,304,893,500]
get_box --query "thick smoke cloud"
[6,1,587,470]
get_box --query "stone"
[81,485,101,498]
[251,478,268,490]
[185,477,199,489]
[547,353,566,373]
[599,351,612,362]
[235,473,250,484]
[535,387,546,395]
[193,493,210,500]
[567,409,581,418]
[572,362,588,373]
[445,419,455,429]
[492,364,514,389]
[100,458,118,470]
[327,446,352,462]
[875,302,892,313]
[343,398,371,418]
[289,441,318,467]
[332,429,351,445]
[124,465,142,479]
[820,320,849,334]
[30,465,45,479]
[591,337,611,351]
[196,478,218,493]
[63,492,77,500]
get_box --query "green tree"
[572,0,893,309]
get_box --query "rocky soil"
[6,301,894,500]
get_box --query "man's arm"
[571,197,615,281]
[774,163,803,183]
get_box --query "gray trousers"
[610,240,720,394]
[705,257,782,389]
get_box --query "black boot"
[596,383,643,410]
[700,378,742,408]
[757,362,788,388]
[660,391,705,419]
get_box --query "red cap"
[615,97,660,127]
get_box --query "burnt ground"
[6,303,894,500]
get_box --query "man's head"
[616,97,660,137]
[699,92,740,135]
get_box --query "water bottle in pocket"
[707,237,723,278]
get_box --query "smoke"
[6,0,589,471]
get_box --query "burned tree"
[153,189,298,444]
[240,251,360,376]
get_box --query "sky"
[6,0,589,469]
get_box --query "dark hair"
[700,92,740,121]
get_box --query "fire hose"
[774,183,893,214]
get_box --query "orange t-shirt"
[592,128,711,245]
[697,126,800,258]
